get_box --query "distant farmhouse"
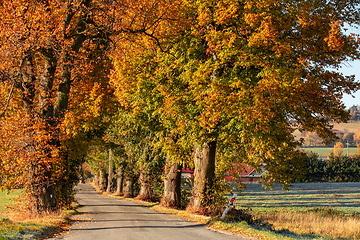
[181,164,263,183]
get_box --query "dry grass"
[210,221,285,240]
[232,182,360,239]
[260,210,360,239]
[6,210,67,226]
[0,189,73,239]
[0,210,70,239]
[152,205,211,223]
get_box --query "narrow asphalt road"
[50,183,257,240]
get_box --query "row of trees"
[0,0,360,214]
[302,130,355,147]
[301,126,360,148]
[296,153,360,182]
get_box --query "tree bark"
[161,157,182,208]
[106,148,115,193]
[94,170,100,188]
[79,165,85,184]
[20,50,58,213]
[53,5,88,119]
[123,177,135,198]
[115,165,124,195]
[99,168,107,192]
[189,141,216,213]
[136,170,154,201]
[28,162,57,213]
[37,48,58,212]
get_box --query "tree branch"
[0,81,15,118]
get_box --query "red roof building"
[181,164,262,183]
[224,164,262,183]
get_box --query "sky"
[340,60,360,108]
[339,25,360,109]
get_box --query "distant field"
[301,147,357,157]
[293,122,360,158]
[332,121,360,132]
[293,121,360,139]
[235,182,360,213]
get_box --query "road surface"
[50,183,257,240]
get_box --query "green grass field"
[235,182,360,213]
[300,147,357,157]
[0,189,22,213]
[0,189,47,239]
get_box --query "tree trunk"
[161,157,182,208]
[106,148,114,193]
[136,170,154,201]
[115,165,124,195]
[123,177,134,198]
[79,165,85,184]
[29,163,57,213]
[99,168,107,192]
[189,141,216,213]
[42,168,57,210]
[38,49,57,212]
[21,50,58,213]
[94,170,100,188]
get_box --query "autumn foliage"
[110,0,360,212]
[0,0,360,214]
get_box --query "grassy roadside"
[148,205,333,240]
[0,190,77,239]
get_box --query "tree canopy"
[1,0,360,213]
[110,0,360,211]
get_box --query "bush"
[226,208,255,224]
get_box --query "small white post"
[221,193,237,220]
